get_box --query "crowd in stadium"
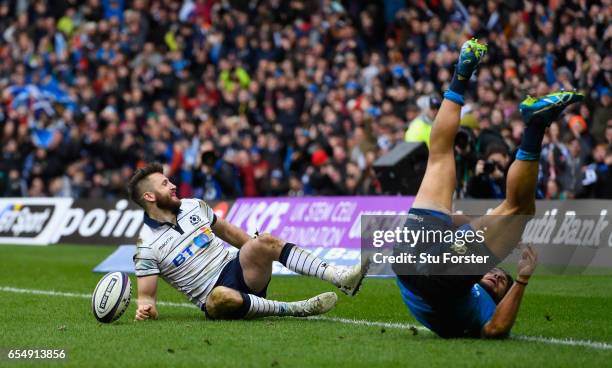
[0,0,610,200]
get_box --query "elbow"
[482,323,511,339]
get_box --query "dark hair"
[127,163,164,208]
[500,268,514,295]
[480,267,514,304]
[485,143,508,159]
[491,267,515,303]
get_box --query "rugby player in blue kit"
[394,38,584,338]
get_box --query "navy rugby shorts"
[393,208,499,304]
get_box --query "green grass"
[0,245,611,367]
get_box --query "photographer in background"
[454,125,478,198]
[194,143,242,200]
[466,144,510,199]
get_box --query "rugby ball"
[91,272,132,323]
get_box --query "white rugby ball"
[92,272,132,323]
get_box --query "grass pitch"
[1,244,611,367]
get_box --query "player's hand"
[517,245,538,279]
[135,304,158,321]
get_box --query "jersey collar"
[143,207,183,229]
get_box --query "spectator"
[540,122,570,195]
[594,148,612,199]
[593,148,612,198]
[545,178,565,200]
[404,94,441,148]
[466,144,510,199]
[583,144,612,198]
[559,137,585,198]
[454,124,478,196]
[592,88,612,140]
[287,173,304,197]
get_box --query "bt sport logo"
[172,227,214,267]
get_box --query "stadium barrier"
[1,197,610,272]
[0,198,233,246]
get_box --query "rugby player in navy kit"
[395,38,583,338]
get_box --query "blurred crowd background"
[0,0,610,201]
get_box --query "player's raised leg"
[239,233,368,297]
[472,91,585,258]
[414,39,487,213]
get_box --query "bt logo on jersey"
[172,227,213,267]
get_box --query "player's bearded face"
[155,187,181,212]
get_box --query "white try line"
[0,286,197,309]
[309,316,612,351]
[1,286,611,351]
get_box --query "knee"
[257,233,283,245]
[206,287,243,319]
[250,233,284,254]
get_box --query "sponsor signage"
[0,198,72,245]
[0,198,232,246]
[56,199,233,245]
[454,200,612,249]
[225,198,612,272]
[454,200,612,269]
[2,195,612,272]
[225,196,415,249]
[53,199,145,245]
[224,196,414,275]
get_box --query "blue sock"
[517,120,547,161]
[516,149,540,161]
[444,90,464,106]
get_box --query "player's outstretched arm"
[482,245,538,338]
[135,275,159,321]
[212,217,252,249]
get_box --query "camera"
[483,161,498,175]
[201,150,218,167]
[455,126,474,151]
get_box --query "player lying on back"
[127,163,368,321]
[394,38,583,338]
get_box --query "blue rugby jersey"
[397,278,497,338]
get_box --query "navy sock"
[449,70,469,96]
[517,119,547,161]
[444,69,470,105]
[231,292,252,319]
[279,243,296,266]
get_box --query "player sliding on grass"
[394,38,583,338]
[127,165,367,321]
